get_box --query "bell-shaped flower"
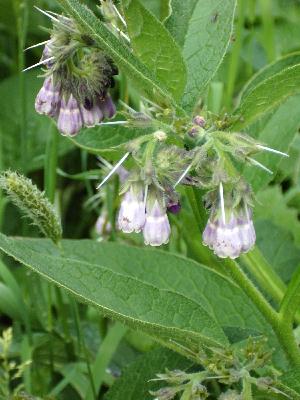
[99,94,116,119]
[57,94,83,136]
[143,199,171,246]
[203,204,256,259]
[35,76,61,117]
[118,185,145,233]
[80,98,104,127]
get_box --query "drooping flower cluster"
[34,14,117,136]
[118,182,171,247]
[202,183,256,259]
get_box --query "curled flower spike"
[203,184,256,259]
[30,12,118,136]
[143,198,171,247]
[118,185,146,233]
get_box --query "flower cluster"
[118,182,171,247]
[34,14,117,136]
[203,183,256,259]
[151,337,279,400]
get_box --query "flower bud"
[118,185,145,233]
[143,200,171,246]
[35,76,61,117]
[193,115,206,127]
[57,95,83,136]
[167,200,181,214]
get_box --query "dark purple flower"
[57,94,83,136]
[167,201,181,214]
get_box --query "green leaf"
[71,124,151,153]
[122,0,187,101]
[239,52,300,101]
[165,0,237,111]
[0,234,228,349]
[56,0,179,111]
[0,234,287,362]
[280,368,300,396]
[232,64,300,130]
[106,347,192,400]
[242,95,300,191]
[0,72,72,172]
[255,186,300,247]
[255,220,300,283]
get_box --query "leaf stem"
[241,247,300,324]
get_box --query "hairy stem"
[225,259,300,367]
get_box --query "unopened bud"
[154,130,167,141]
[193,116,206,127]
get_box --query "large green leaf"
[122,0,187,101]
[239,52,300,101]
[165,0,236,111]
[56,0,180,111]
[106,347,192,400]
[0,234,284,347]
[0,72,73,172]
[242,95,300,191]
[0,233,228,349]
[232,64,300,130]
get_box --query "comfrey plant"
[1,0,299,398]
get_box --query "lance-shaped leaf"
[0,234,228,349]
[231,64,300,130]
[166,0,237,111]
[121,0,187,101]
[239,52,300,101]
[56,0,179,111]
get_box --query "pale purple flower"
[143,200,171,246]
[35,76,61,117]
[57,94,83,136]
[118,187,145,233]
[203,205,256,259]
[81,99,104,127]
[95,213,112,235]
[99,95,116,119]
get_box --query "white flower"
[143,200,171,246]
[118,186,145,233]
